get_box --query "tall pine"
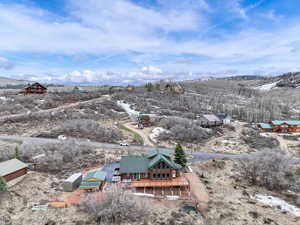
[0,177,7,193]
[174,143,187,167]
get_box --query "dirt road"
[185,172,209,212]
[122,122,154,146]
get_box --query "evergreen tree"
[0,177,7,193]
[145,83,153,92]
[12,146,20,160]
[174,143,187,167]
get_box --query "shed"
[63,173,82,192]
[0,159,28,182]
[80,170,107,191]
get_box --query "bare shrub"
[159,117,212,143]
[60,119,123,143]
[79,189,151,225]
[237,150,293,191]
[20,141,94,172]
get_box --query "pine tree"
[0,177,7,193]
[13,146,20,160]
[174,143,187,167]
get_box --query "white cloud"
[0,57,14,70]
[141,65,162,74]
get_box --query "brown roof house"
[0,159,28,182]
[22,82,47,94]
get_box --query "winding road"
[0,135,241,163]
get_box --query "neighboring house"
[164,83,185,94]
[201,114,223,127]
[258,121,300,133]
[73,86,88,93]
[0,159,28,182]
[136,114,151,128]
[79,170,107,192]
[217,114,232,124]
[63,173,82,192]
[21,82,47,94]
[127,85,135,92]
[120,149,182,181]
[120,149,190,197]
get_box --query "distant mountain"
[0,76,31,87]
[221,75,265,80]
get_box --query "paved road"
[0,135,241,163]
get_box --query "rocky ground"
[193,159,300,225]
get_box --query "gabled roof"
[271,121,300,126]
[26,82,47,90]
[83,170,106,181]
[147,149,171,159]
[258,123,274,129]
[0,159,28,177]
[148,154,182,170]
[203,114,222,122]
[120,156,149,174]
[80,180,102,189]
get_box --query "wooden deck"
[128,176,190,188]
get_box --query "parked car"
[120,142,129,146]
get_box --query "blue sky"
[0,0,300,85]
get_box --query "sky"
[0,0,300,85]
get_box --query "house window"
[153,174,156,178]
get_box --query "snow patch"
[254,81,280,91]
[149,127,169,143]
[117,101,140,116]
[255,194,300,216]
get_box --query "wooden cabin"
[201,114,223,127]
[22,82,47,94]
[120,149,190,197]
[0,159,28,182]
[120,149,182,181]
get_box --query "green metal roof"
[83,170,106,181]
[148,154,182,169]
[258,123,274,129]
[271,121,300,126]
[80,180,102,189]
[120,156,149,174]
[147,149,172,159]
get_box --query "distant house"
[63,173,82,192]
[217,114,232,124]
[164,83,185,94]
[127,85,135,92]
[73,86,88,93]
[136,114,151,128]
[79,170,107,192]
[0,159,28,182]
[201,114,223,127]
[22,82,47,94]
[258,121,300,133]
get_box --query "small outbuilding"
[80,170,107,192]
[0,159,28,182]
[63,173,83,192]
